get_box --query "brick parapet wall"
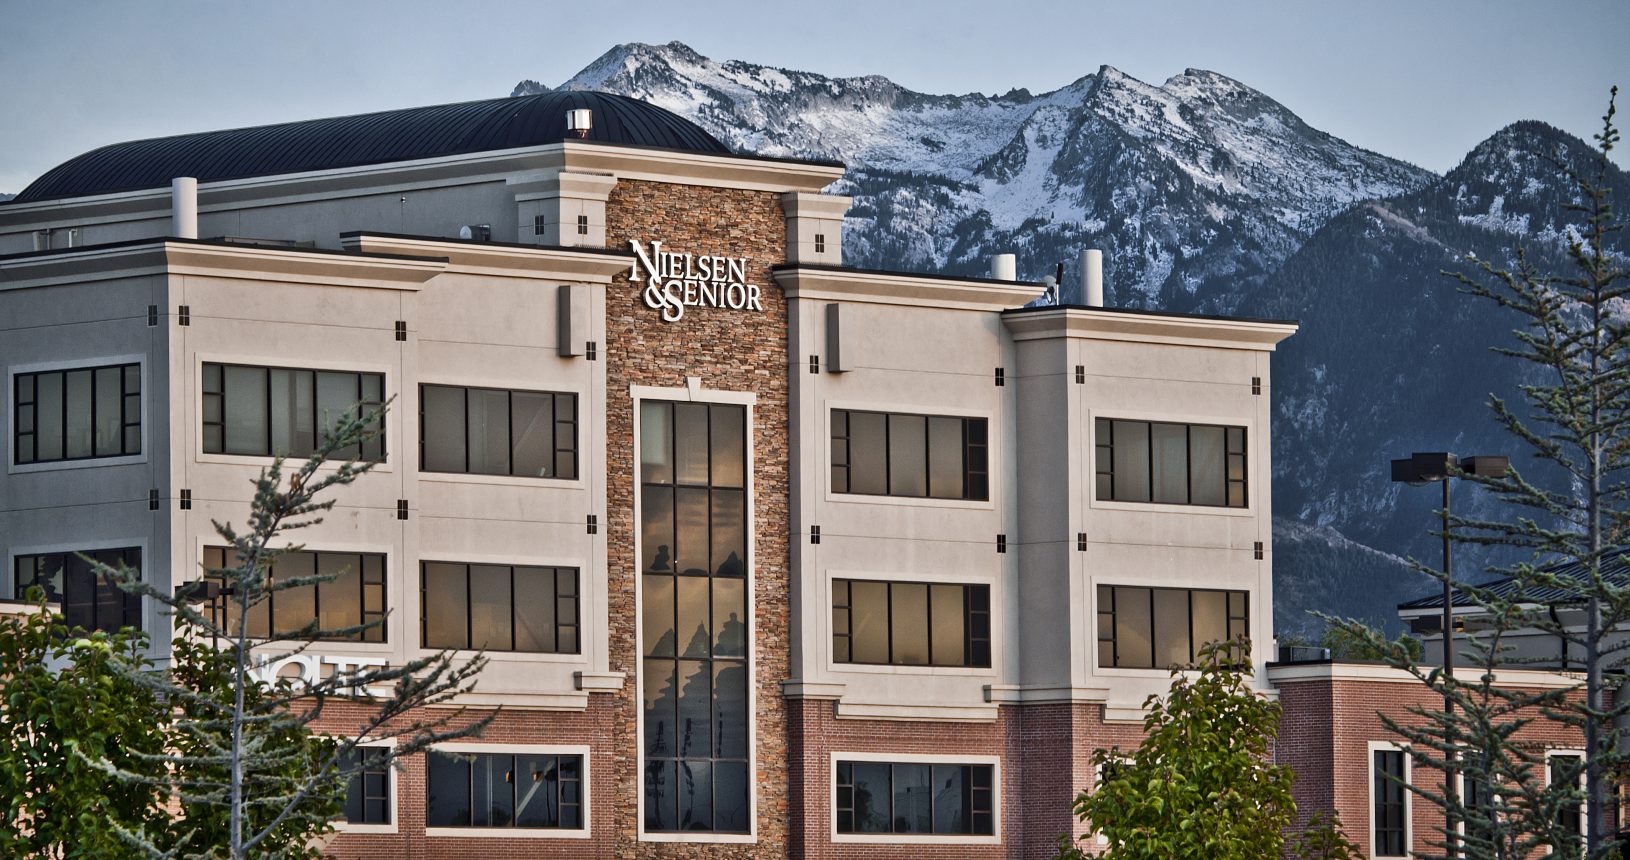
[1275,671,1592,858]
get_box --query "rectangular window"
[343,747,391,825]
[419,385,577,479]
[831,579,990,668]
[13,363,141,464]
[640,400,751,834]
[1373,749,1407,857]
[13,548,141,632]
[1095,418,1246,507]
[420,562,579,653]
[831,409,987,501]
[1551,753,1584,844]
[425,750,583,829]
[835,760,994,835]
[202,362,384,460]
[1096,585,1248,670]
[203,547,385,642]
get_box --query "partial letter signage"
[630,239,762,323]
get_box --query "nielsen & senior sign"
[631,239,762,323]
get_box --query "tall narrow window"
[342,747,391,825]
[420,562,579,653]
[202,363,384,460]
[420,385,577,479]
[1551,753,1584,845]
[13,548,142,632]
[1095,418,1246,508]
[1373,748,1407,857]
[13,363,141,464]
[425,750,583,829]
[203,547,385,642]
[640,400,750,834]
[831,409,987,500]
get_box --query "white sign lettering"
[249,653,388,698]
[630,239,762,323]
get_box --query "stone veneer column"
[602,180,792,857]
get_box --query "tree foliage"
[1054,639,1295,860]
[1290,810,1365,860]
[78,402,494,858]
[0,601,171,858]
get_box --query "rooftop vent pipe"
[566,109,593,139]
[1079,248,1103,307]
[171,177,198,240]
[990,253,1016,281]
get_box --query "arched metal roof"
[12,91,732,204]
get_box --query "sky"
[2,0,1627,194]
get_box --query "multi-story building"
[0,89,1591,858]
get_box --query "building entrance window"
[639,400,751,834]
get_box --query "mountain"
[520,44,1623,638]
[531,42,1431,314]
[0,194,13,203]
[1244,120,1630,633]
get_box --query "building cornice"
[0,238,446,291]
[1003,306,1299,351]
[0,141,845,232]
[340,232,632,282]
[773,265,1039,312]
[1266,660,1585,689]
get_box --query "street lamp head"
[1391,452,1457,485]
[1461,455,1510,478]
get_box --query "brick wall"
[1277,671,1590,859]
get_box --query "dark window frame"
[203,546,386,642]
[639,399,752,835]
[1096,584,1250,670]
[834,760,995,836]
[201,361,385,461]
[830,409,988,501]
[342,746,392,826]
[1550,753,1585,844]
[13,362,142,465]
[425,750,584,830]
[419,562,580,654]
[1095,417,1247,508]
[13,547,142,633]
[1373,748,1408,857]
[831,579,991,668]
[418,384,578,480]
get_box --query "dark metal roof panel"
[1397,547,1630,610]
[13,91,733,204]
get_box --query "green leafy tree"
[1320,622,1423,662]
[87,403,494,859]
[1290,810,1365,860]
[0,601,172,858]
[1054,639,1295,859]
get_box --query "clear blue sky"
[2,0,1626,193]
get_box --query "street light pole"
[1391,451,1509,860]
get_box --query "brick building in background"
[0,91,1591,857]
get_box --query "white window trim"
[422,741,592,839]
[189,535,398,656]
[823,570,1000,677]
[1546,748,1588,851]
[331,737,398,835]
[192,353,395,472]
[829,751,1002,845]
[822,398,1000,510]
[414,377,588,488]
[6,536,152,633]
[631,380,759,844]
[1086,407,1256,517]
[1368,740,1411,860]
[7,354,149,474]
[410,553,588,664]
